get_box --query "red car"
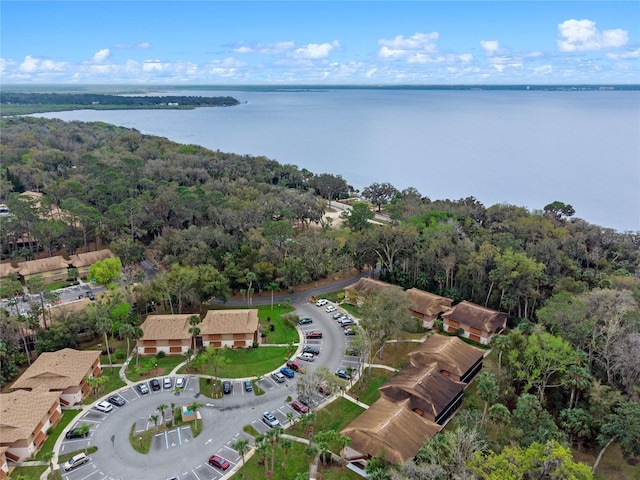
[208,454,230,471]
[291,400,309,414]
[318,383,332,396]
[305,330,323,339]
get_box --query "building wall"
[5,401,61,462]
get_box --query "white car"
[175,377,185,389]
[325,305,337,313]
[94,401,113,413]
[315,299,328,307]
[63,452,89,471]
[271,371,286,383]
[299,352,315,362]
[163,377,172,389]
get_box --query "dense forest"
[1,115,639,478]
[1,92,239,107]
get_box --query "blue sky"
[1,1,639,84]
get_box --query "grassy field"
[126,355,187,381]
[185,346,291,380]
[350,367,396,406]
[8,465,48,480]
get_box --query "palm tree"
[245,271,258,307]
[170,402,177,426]
[232,438,251,480]
[476,372,499,424]
[157,403,168,426]
[119,323,136,357]
[266,426,282,473]
[266,281,279,310]
[41,450,54,479]
[280,437,293,480]
[255,437,272,479]
[565,364,592,409]
[93,306,114,367]
[150,414,159,432]
[188,314,202,353]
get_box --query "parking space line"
[191,468,201,480]
[164,430,169,449]
[177,427,182,446]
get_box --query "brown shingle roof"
[442,301,507,334]
[379,363,465,420]
[201,309,259,335]
[406,288,453,320]
[0,389,60,444]
[139,314,193,341]
[409,334,485,379]
[11,348,100,392]
[68,249,115,268]
[17,256,70,276]
[341,397,441,464]
[344,278,393,294]
[0,262,19,279]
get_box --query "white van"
[299,352,315,362]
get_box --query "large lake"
[32,88,640,232]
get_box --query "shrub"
[156,351,166,359]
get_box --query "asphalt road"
[58,298,361,480]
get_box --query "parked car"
[271,371,286,383]
[286,359,302,371]
[325,305,337,313]
[136,383,149,394]
[343,327,357,336]
[335,369,351,380]
[339,318,355,327]
[262,411,280,428]
[163,377,173,389]
[207,454,231,470]
[345,346,361,356]
[298,317,313,325]
[65,428,89,439]
[333,312,344,319]
[107,394,126,407]
[150,379,161,391]
[302,346,320,355]
[305,330,323,339]
[299,352,315,362]
[280,367,295,378]
[175,377,185,389]
[244,380,253,392]
[315,299,328,307]
[318,383,332,396]
[94,401,113,413]
[291,400,309,414]
[63,453,89,471]
[222,380,232,394]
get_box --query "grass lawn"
[370,340,423,370]
[235,438,315,479]
[257,304,298,344]
[290,397,365,438]
[126,355,187,382]
[350,367,395,406]
[8,465,47,480]
[318,463,364,480]
[34,410,82,460]
[183,346,291,379]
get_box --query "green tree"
[511,393,566,447]
[362,182,398,212]
[188,314,202,353]
[593,401,640,474]
[88,257,123,287]
[232,437,250,480]
[310,173,349,207]
[476,372,499,424]
[468,440,592,480]
[341,202,374,232]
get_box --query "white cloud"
[232,41,295,55]
[142,59,169,72]
[292,41,339,59]
[19,55,66,73]
[378,32,439,60]
[136,42,151,49]
[480,40,500,56]
[558,19,628,52]
[365,67,377,78]
[92,49,111,63]
[607,48,640,60]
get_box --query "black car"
[107,394,126,407]
[65,428,89,439]
[150,379,161,391]
[298,317,313,325]
[335,369,351,380]
[303,346,320,355]
[222,380,232,394]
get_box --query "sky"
[1,1,639,85]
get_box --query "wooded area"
[1,116,638,478]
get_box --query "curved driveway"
[58,297,362,480]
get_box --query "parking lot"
[57,299,357,480]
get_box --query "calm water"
[32,89,640,231]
